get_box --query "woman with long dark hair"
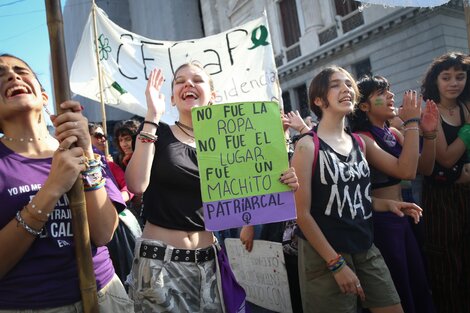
[349,75,437,313]
[420,51,470,313]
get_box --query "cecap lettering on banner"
[70,6,279,122]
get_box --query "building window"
[294,85,309,117]
[334,0,359,17]
[352,58,372,79]
[334,0,364,34]
[279,0,301,62]
[282,91,292,113]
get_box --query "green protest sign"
[192,102,295,230]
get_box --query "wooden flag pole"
[91,1,109,156]
[44,1,99,312]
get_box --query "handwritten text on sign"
[192,102,295,231]
[225,239,292,313]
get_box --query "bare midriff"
[142,222,215,249]
[371,183,403,202]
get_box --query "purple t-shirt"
[0,142,125,309]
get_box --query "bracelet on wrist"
[422,131,437,140]
[137,131,158,143]
[299,126,306,133]
[82,165,103,188]
[143,120,159,128]
[25,203,50,223]
[16,210,43,236]
[327,254,346,273]
[327,254,342,266]
[84,177,106,192]
[401,117,421,127]
[404,126,420,133]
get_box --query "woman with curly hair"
[420,51,470,313]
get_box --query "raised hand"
[145,68,166,120]
[281,113,290,132]
[398,90,422,123]
[420,100,439,133]
[287,110,309,133]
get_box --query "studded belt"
[139,243,216,263]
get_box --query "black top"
[299,133,374,254]
[426,103,469,184]
[143,122,205,230]
[441,104,468,164]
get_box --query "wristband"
[84,177,106,191]
[137,132,158,143]
[401,118,421,127]
[327,254,346,273]
[16,210,43,236]
[143,120,159,128]
[404,126,420,133]
[422,131,437,140]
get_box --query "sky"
[0,0,68,124]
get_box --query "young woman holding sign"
[292,66,423,313]
[125,61,299,313]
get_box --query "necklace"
[1,134,49,142]
[175,122,194,140]
[175,121,193,132]
[440,104,458,116]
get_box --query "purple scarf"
[369,125,402,158]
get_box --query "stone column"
[299,0,324,52]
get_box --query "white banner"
[70,5,280,122]
[359,0,449,7]
[225,239,292,313]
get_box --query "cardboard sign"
[225,239,292,313]
[192,101,296,230]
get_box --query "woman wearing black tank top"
[349,75,438,313]
[292,66,422,313]
[125,62,299,312]
[420,52,470,313]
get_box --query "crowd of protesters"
[0,51,469,313]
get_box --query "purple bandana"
[370,125,402,158]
